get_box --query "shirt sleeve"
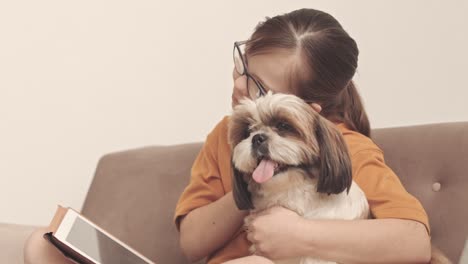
[352,149,430,234]
[173,122,226,230]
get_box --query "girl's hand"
[245,206,306,260]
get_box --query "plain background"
[1,0,467,226]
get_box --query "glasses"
[233,41,267,99]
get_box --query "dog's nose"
[252,134,268,148]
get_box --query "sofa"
[1,122,467,264]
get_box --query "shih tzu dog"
[228,92,369,264]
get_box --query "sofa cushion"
[81,143,202,264]
[372,122,468,263]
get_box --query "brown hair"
[245,8,371,137]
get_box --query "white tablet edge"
[54,208,155,264]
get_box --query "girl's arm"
[179,191,248,262]
[247,207,431,264]
[296,218,431,264]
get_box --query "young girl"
[175,8,431,264]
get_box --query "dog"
[228,92,369,264]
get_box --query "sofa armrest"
[0,223,39,264]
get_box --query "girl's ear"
[314,117,352,195]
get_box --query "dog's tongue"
[253,159,276,183]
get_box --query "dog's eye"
[276,122,293,132]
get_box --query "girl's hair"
[245,8,371,137]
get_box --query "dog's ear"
[231,161,254,210]
[314,117,352,195]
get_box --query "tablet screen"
[66,217,150,264]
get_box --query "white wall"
[1,0,467,226]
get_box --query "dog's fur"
[228,93,369,264]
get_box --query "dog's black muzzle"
[252,133,269,158]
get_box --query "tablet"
[53,208,155,264]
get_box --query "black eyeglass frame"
[233,41,268,99]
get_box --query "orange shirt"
[174,116,429,264]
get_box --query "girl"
[175,8,431,264]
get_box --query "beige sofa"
[1,122,467,264]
